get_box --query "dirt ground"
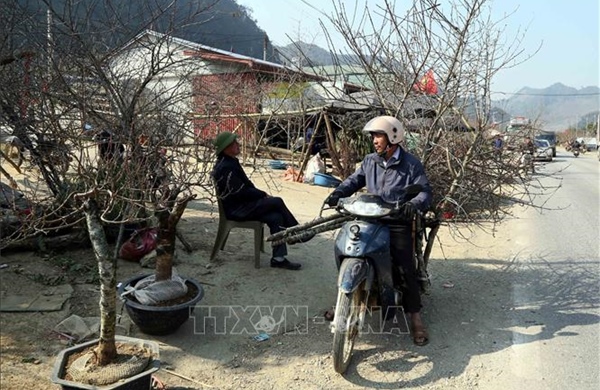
[0,159,506,389]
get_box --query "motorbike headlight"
[343,201,390,217]
[348,224,360,240]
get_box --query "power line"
[492,91,600,97]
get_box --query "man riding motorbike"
[324,116,433,346]
[520,136,536,173]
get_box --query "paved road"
[269,149,600,390]
[134,149,599,390]
[425,149,599,390]
[508,149,600,389]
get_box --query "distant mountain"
[16,0,280,62]
[494,83,600,131]
[275,41,359,67]
[276,41,599,131]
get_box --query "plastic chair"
[210,198,265,268]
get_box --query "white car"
[584,138,598,152]
[534,139,553,162]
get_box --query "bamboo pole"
[163,368,216,388]
[0,164,18,188]
[323,113,342,175]
[176,228,193,253]
[0,149,22,174]
[297,111,324,180]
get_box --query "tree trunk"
[84,200,117,366]
[154,209,176,282]
[268,217,350,246]
[266,212,349,241]
[154,195,196,282]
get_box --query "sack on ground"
[303,154,325,184]
[122,268,188,305]
[119,228,158,262]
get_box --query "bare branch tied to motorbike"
[266,185,441,374]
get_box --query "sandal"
[324,308,335,321]
[151,374,166,390]
[412,326,429,346]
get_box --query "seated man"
[211,131,310,270]
[95,129,125,163]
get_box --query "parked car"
[535,131,557,157]
[583,137,598,152]
[533,139,553,162]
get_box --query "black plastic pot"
[118,274,204,336]
[51,335,160,390]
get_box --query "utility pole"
[596,114,600,143]
[47,8,53,77]
[263,34,268,61]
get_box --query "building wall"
[192,72,263,140]
[110,34,323,146]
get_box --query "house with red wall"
[110,30,362,146]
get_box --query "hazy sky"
[238,0,599,97]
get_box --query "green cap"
[213,131,237,154]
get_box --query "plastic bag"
[119,228,158,262]
[303,154,325,184]
[54,314,99,342]
[121,268,188,305]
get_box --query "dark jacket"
[211,155,267,219]
[335,147,432,212]
[96,130,124,161]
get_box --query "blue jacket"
[335,147,432,211]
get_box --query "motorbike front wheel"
[332,283,366,374]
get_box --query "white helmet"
[362,116,404,144]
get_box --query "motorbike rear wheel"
[332,283,366,374]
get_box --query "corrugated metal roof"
[131,30,323,80]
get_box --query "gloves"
[325,191,342,207]
[400,202,418,220]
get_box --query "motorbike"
[573,147,580,157]
[519,150,534,173]
[326,185,439,374]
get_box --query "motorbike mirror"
[404,184,423,195]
